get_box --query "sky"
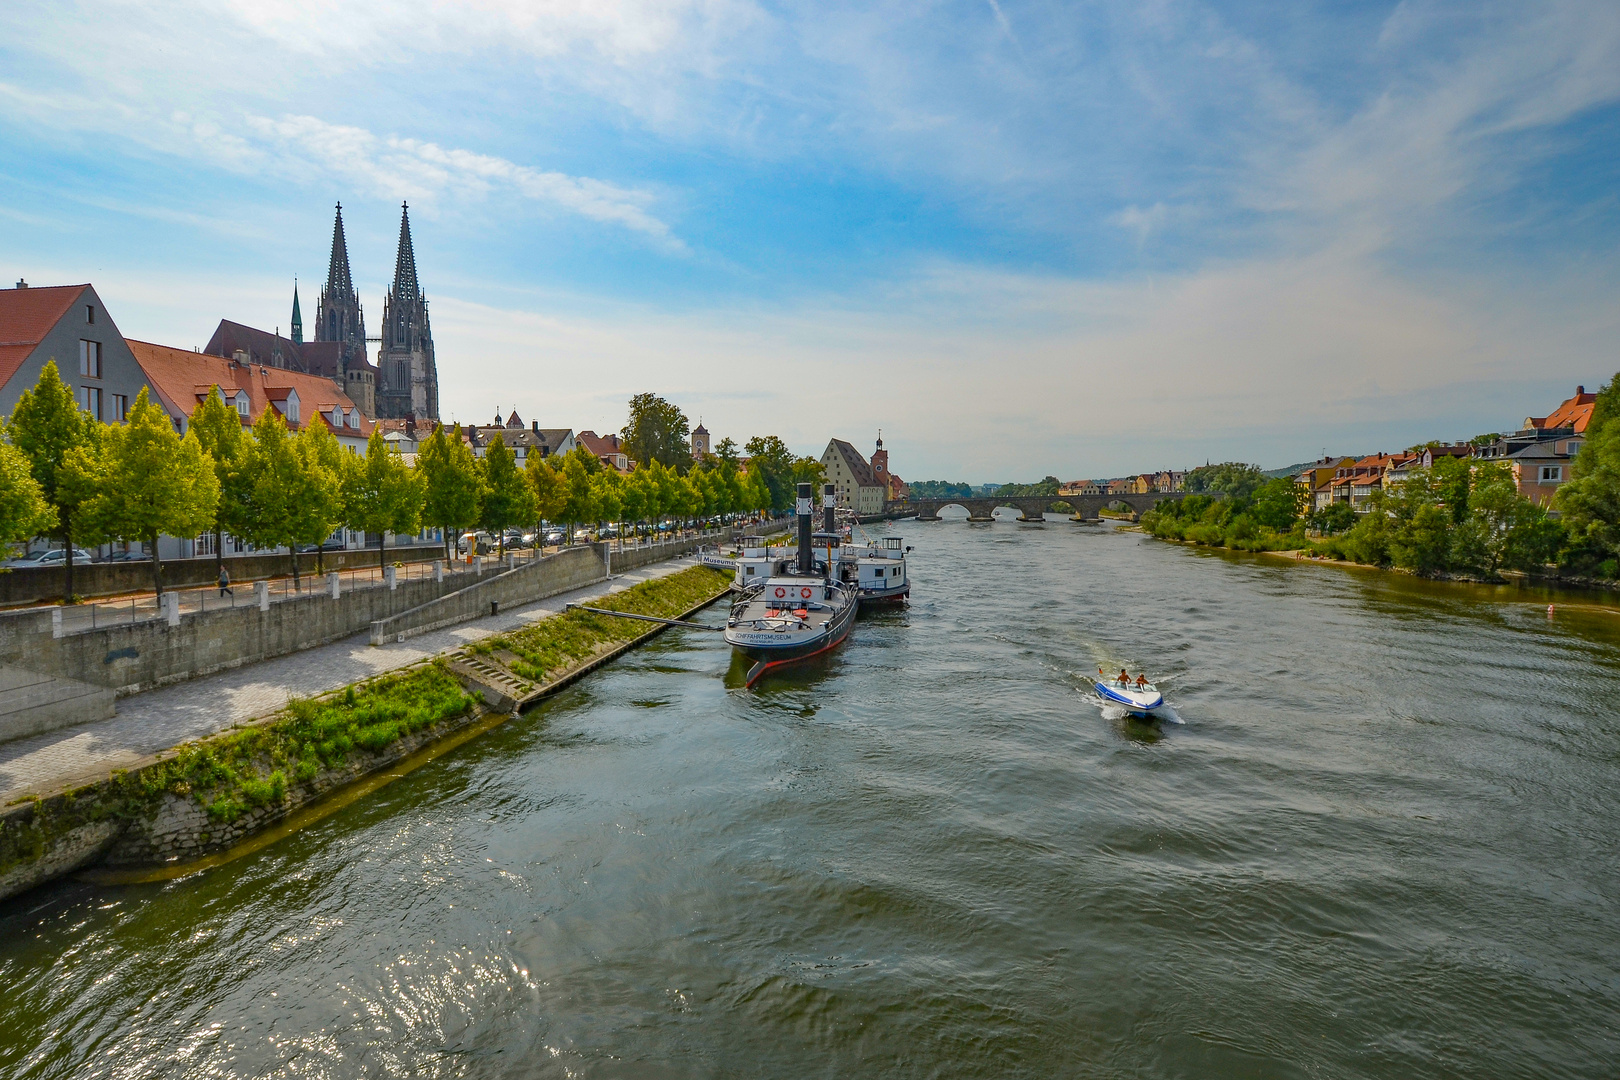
[2,1,1617,482]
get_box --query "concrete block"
[52,607,62,639]
[432,560,443,583]
[160,592,180,626]
[0,665,117,743]
[385,566,397,591]
[255,580,269,611]
[328,572,341,599]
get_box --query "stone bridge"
[903,491,1192,522]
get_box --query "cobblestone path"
[0,557,705,803]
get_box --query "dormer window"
[345,409,357,429]
[283,389,299,424]
[234,393,248,417]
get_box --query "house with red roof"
[1475,386,1595,505]
[0,280,154,422]
[128,339,374,451]
[576,430,632,473]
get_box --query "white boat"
[1093,671,1165,719]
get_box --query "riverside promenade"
[0,554,708,805]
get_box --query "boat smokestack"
[823,483,836,534]
[796,482,814,574]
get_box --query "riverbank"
[0,565,733,903]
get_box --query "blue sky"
[2,1,1617,481]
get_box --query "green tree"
[1389,502,1453,574]
[621,393,691,473]
[526,454,567,535]
[1308,502,1356,536]
[591,469,624,534]
[234,410,338,587]
[419,424,482,560]
[790,456,828,493]
[1556,374,1620,573]
[743,435,797,513]
[714,436,740,467]
[188,389,249,578]
[296,416,352,575]
[558,446,601,540]
[1250,477,1299,531]
[74,388,220,594]
[7,360,102,601]
[1184,462,1266,499]
[1464,463,1565,573]
[0,423,52,558]
[479,434,535,556]
[345,429,425,570]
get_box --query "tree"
[1184,462,1266,499]
[74,388,219,595]
[1389,502,1452,574]
[296,416,352,575]
[558,446,600,540]
[8,360,102,601]
[1250,477,1299,531]
[233,410,339,588]
[419,424,482,561]
[791,456,828,492]
[345,429,424,570]
[591,469,623,535]
[188,388,248,578]
[525,454,567,534]
[714,436,740,467]
[0,423,52,558]
[1308,502,1356,536]
[1556,373,1620,573]
[743,435,797,513]
[621,393,691,473]
[479,434,535,556]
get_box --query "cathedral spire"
[326,202,354,299]
[392,202,420,301]
[290,278,303,344]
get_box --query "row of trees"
[1143,454,1571,578]
[1,366,816,602]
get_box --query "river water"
[3,519,1618,1078]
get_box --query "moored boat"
[725,483,860,686]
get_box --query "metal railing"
[43,522,786,637]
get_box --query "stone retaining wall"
[370,545,608,644]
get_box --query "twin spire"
[299,201,421,345]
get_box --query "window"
[111,394,128,422]
[79,385,102,419]
[79,340,101,378]
[1539,466,1563,483]
[235,394,249,417]
[86,304,95,324]
[1567,440,1583,455]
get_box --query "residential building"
[1330,452,1413,511]
[1475,386,1594,505]
[1153,470,1186,493]
[1294,456,1357,511]
[468,410,574,465]
[1059,480,1103,496]
[204,319,377,420]
[577,430,632,473]
[821,437,886,515]
[0,281,153,422]
[129,339,374,451]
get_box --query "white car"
[5,547,93,569]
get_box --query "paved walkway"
[0,555,707,804]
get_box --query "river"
[2,519,1618,1078]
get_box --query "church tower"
[290,279,303,344]
[377,202,439,420]
[315,204,366,358]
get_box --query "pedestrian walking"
[217,566,232,597]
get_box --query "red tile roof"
[0,284,89,390]
[127,339,372,439]
[1534,386,1598,434]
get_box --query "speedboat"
[1094,672,1165,719]
[725,483,860,686]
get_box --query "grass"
[122,661,478,824]
[472,565,732,685]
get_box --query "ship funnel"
[823,483,836,534]
[796,482,814,574]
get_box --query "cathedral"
[293,202,438,421]
[203,203,439,422]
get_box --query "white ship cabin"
[759,577,829,605]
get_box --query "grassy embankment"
[1,565,734,883]
[468,564,732,683]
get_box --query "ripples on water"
[3,521,1619,1078]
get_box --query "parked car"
[4,547,93,569]
[107,548,149,562]
[573,529,593,543]
[543,530,564,546]
[599,525,619,539]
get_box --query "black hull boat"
[724,483,862,686]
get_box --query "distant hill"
[1262,457,1363,479]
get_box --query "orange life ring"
[774,587,786,598]
[800,587,812,598]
